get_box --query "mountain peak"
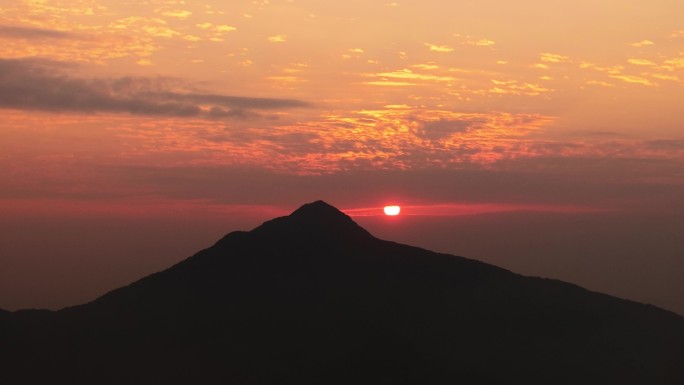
[250,200,373,243]
[290,200,346,219]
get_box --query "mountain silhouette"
[2,200,684,384]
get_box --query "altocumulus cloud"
[0,58,310,118]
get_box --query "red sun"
[383,205,401,216]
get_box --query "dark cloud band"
[0,59,311,118]
[0,25,74,39]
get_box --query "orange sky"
[1,1,683,313]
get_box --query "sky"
[1,0,683,314]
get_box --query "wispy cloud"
[608,74,655,86]
[540,53,569,63]
[488,79,552,96]
[159,9,193,19]
[425,43,454,53]
[268,35,287,43]
[374,69,456,82]
[452,34,496,47]
[0,59,310,118]
[628,58,656,66]
[0,25,74,39]
[630,40,654,47]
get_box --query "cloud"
[488,79,552,96]
[452,34,496,47]
[160,10,192,19]
[268,35,287,43]
[540,53,569,63]
[415,119,475,140]
[0,59,310,118]
[608,74,655,86]
[0,20,160,63]
[663,58,684,70]
[425,43,453,53]
[630,40,654,47]
[372,69,456,83]
[364,80,416,87]
[0,25,74,39]
[196,23,236,32]
[471,39,495,46]
[145,91,309,110]
[645,139,684,150]
[628,58,656,66]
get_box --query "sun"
[383,205,401,216]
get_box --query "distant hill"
[2,200,683,384]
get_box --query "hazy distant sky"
[1,1,683,314]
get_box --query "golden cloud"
[425,43,454,53]
[160,10,193,19]
[628,58,656,66]
[609,74,655,86]
[268,35,287,43]
[540,53,569,63]
[630,40,654,47]
[374,69,456,82]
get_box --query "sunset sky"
[1,1,683,314]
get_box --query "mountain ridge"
[2,200,683,384]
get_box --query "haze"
[1,1,682,315]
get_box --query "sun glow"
[383,205,401,216]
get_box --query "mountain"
[2,200,684,384]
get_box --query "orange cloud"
[628,58,656,66]
[609,74,655,86]
[373,69,456,82]
[268,35,287,43]
[159,10,193,19]
[630,40,654,47]
[425,43,454,53]
[540,53,569,63]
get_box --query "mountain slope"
[3,200,684,384]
